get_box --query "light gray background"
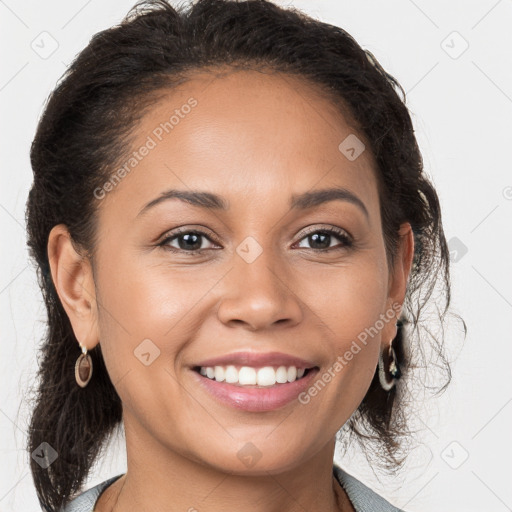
[1,1,511,511]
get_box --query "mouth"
[192,364,317,387]
[190,364,321,412]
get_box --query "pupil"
[310,233,330,249]
[179,233,201,250]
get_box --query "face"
[51,68,413,475]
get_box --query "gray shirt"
[55,464,405,511]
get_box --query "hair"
[24,0,461,509]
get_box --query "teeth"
[239,367,257,385]
[225,365,238,383]
[276,366,288,383]
[257,366,275,386]
[214,366,225,382]
[198,365,309,386]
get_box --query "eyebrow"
[137,186,369,219]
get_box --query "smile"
[194,365,311,386]
[191,365,320,412]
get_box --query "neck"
[107,413,353,512]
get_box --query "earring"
[378,340,401,391]
[75,342,93,388]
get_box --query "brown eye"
[295,226,352,252]
[159,228,219,254]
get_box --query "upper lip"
[193,351,318,369]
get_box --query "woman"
[26,0,453,510]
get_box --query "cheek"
[299,255,389,340]
[298,254,388,391]
[94,250,221,372]
[96,244,196,325]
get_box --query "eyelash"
[157,225,353,255]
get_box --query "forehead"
[100,68,379,219]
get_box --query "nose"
[216,246,304,331]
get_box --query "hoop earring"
[378,340,401,391]
[75,343,93,388]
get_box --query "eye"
[294,226,353,252]
[158,228,220,254]
[157,225,353,255]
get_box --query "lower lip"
[191,368,320,412]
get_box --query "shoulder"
[333,464,407,512]
[51,467,404,511]
[55,474,124,512]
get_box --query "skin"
[48,68,414,512]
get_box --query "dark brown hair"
[25,0,459,509]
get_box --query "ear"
[47,224,100,351]
[381,222,415,346]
